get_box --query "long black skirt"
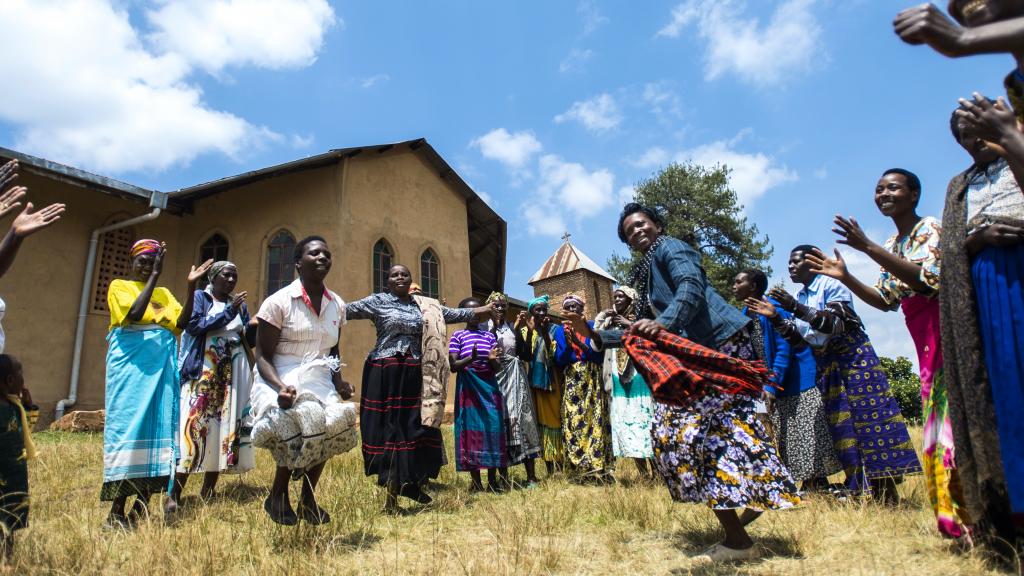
[360,356,444,487]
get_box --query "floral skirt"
[561,361,612,475]
[651,326,800,510]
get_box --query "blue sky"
[0,0,1014,365]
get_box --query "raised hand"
[230,291,248,312]
[487,345,500,361]
[893,3,968,56]
[11,202,64,238]
[0,187,26,220]
[514,311,528,330]
[832,215,872,252]
[152,243,167,278]
[956,93,1020,153]
[806,248,849,281]
[767,287,798,312]
[744,297,778,319]
[0,159,17,192]
[188,258,214,285]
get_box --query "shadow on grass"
[270,527,383,554]
[664,528,804,574]
[219,481,266,504]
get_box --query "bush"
[878,355,923,425]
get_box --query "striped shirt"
[449,329,498,376]
[256,279,344,359]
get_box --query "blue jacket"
[594,237,750,351]
[647,236,750,348]
[178,290,250,385]
[746,297,816,397]
[552,322,602,366]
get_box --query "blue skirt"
[972,243,1024,518]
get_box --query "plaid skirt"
[651,327,801,510]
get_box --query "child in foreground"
[0,354,38,561]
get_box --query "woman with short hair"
[250,236,358,526]
[346,264,491,513]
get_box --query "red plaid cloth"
[623,331,769,408]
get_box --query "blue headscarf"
[527,294,550,311]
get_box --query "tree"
[607,162,773,297]
[877,355,923,425]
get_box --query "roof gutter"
[56,192,168,421]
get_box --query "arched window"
[91,217,135,313]
[200,233,229,263]
[420,249,440,300]
[266,230,296,296]
[373,239,393,293]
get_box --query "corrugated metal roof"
[528,240,616,284]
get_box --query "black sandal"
[399,483,434,504]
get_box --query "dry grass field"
[5,428,1018,575]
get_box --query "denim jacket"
[646,236,750,348]
[594,236,750,352]
[178,289,250,384]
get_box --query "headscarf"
[485,291,506,304]
[129,239,161,259]
[562,293,586,310]
[207,260,236,284]
[527,294,549,311]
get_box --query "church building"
[0,139,506,424]
[528,234,618,317]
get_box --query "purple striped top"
[449,329,498,376]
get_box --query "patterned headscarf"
[129,239,161,259]
[207,260,236,283]
[527,294,549,311]
[562,293,586,310]
[613,286,640,321]
[486,291,507,304]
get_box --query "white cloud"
[675,132,797,207]
[577,0,609,35]
[0,0,334,174]
[814,165,829,180]
[617,185,636,205]
[631,147,670,169]
[657,0,824,88]
[522,154,615,236]
[559,48,594,73]
[147,0,337,74]
[554,93,622,133]
[643,81,684,122]
[470,128,543,169]
[360,73,390,88]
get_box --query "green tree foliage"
[878,355,923,425]
[607,162,773,297]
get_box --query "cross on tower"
[561,231,571,243]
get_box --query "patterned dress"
[552,324,612,476]
[874,216,968,538]
[176,295,254,475]
[775,276,923,494]
[651,326,801,510]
